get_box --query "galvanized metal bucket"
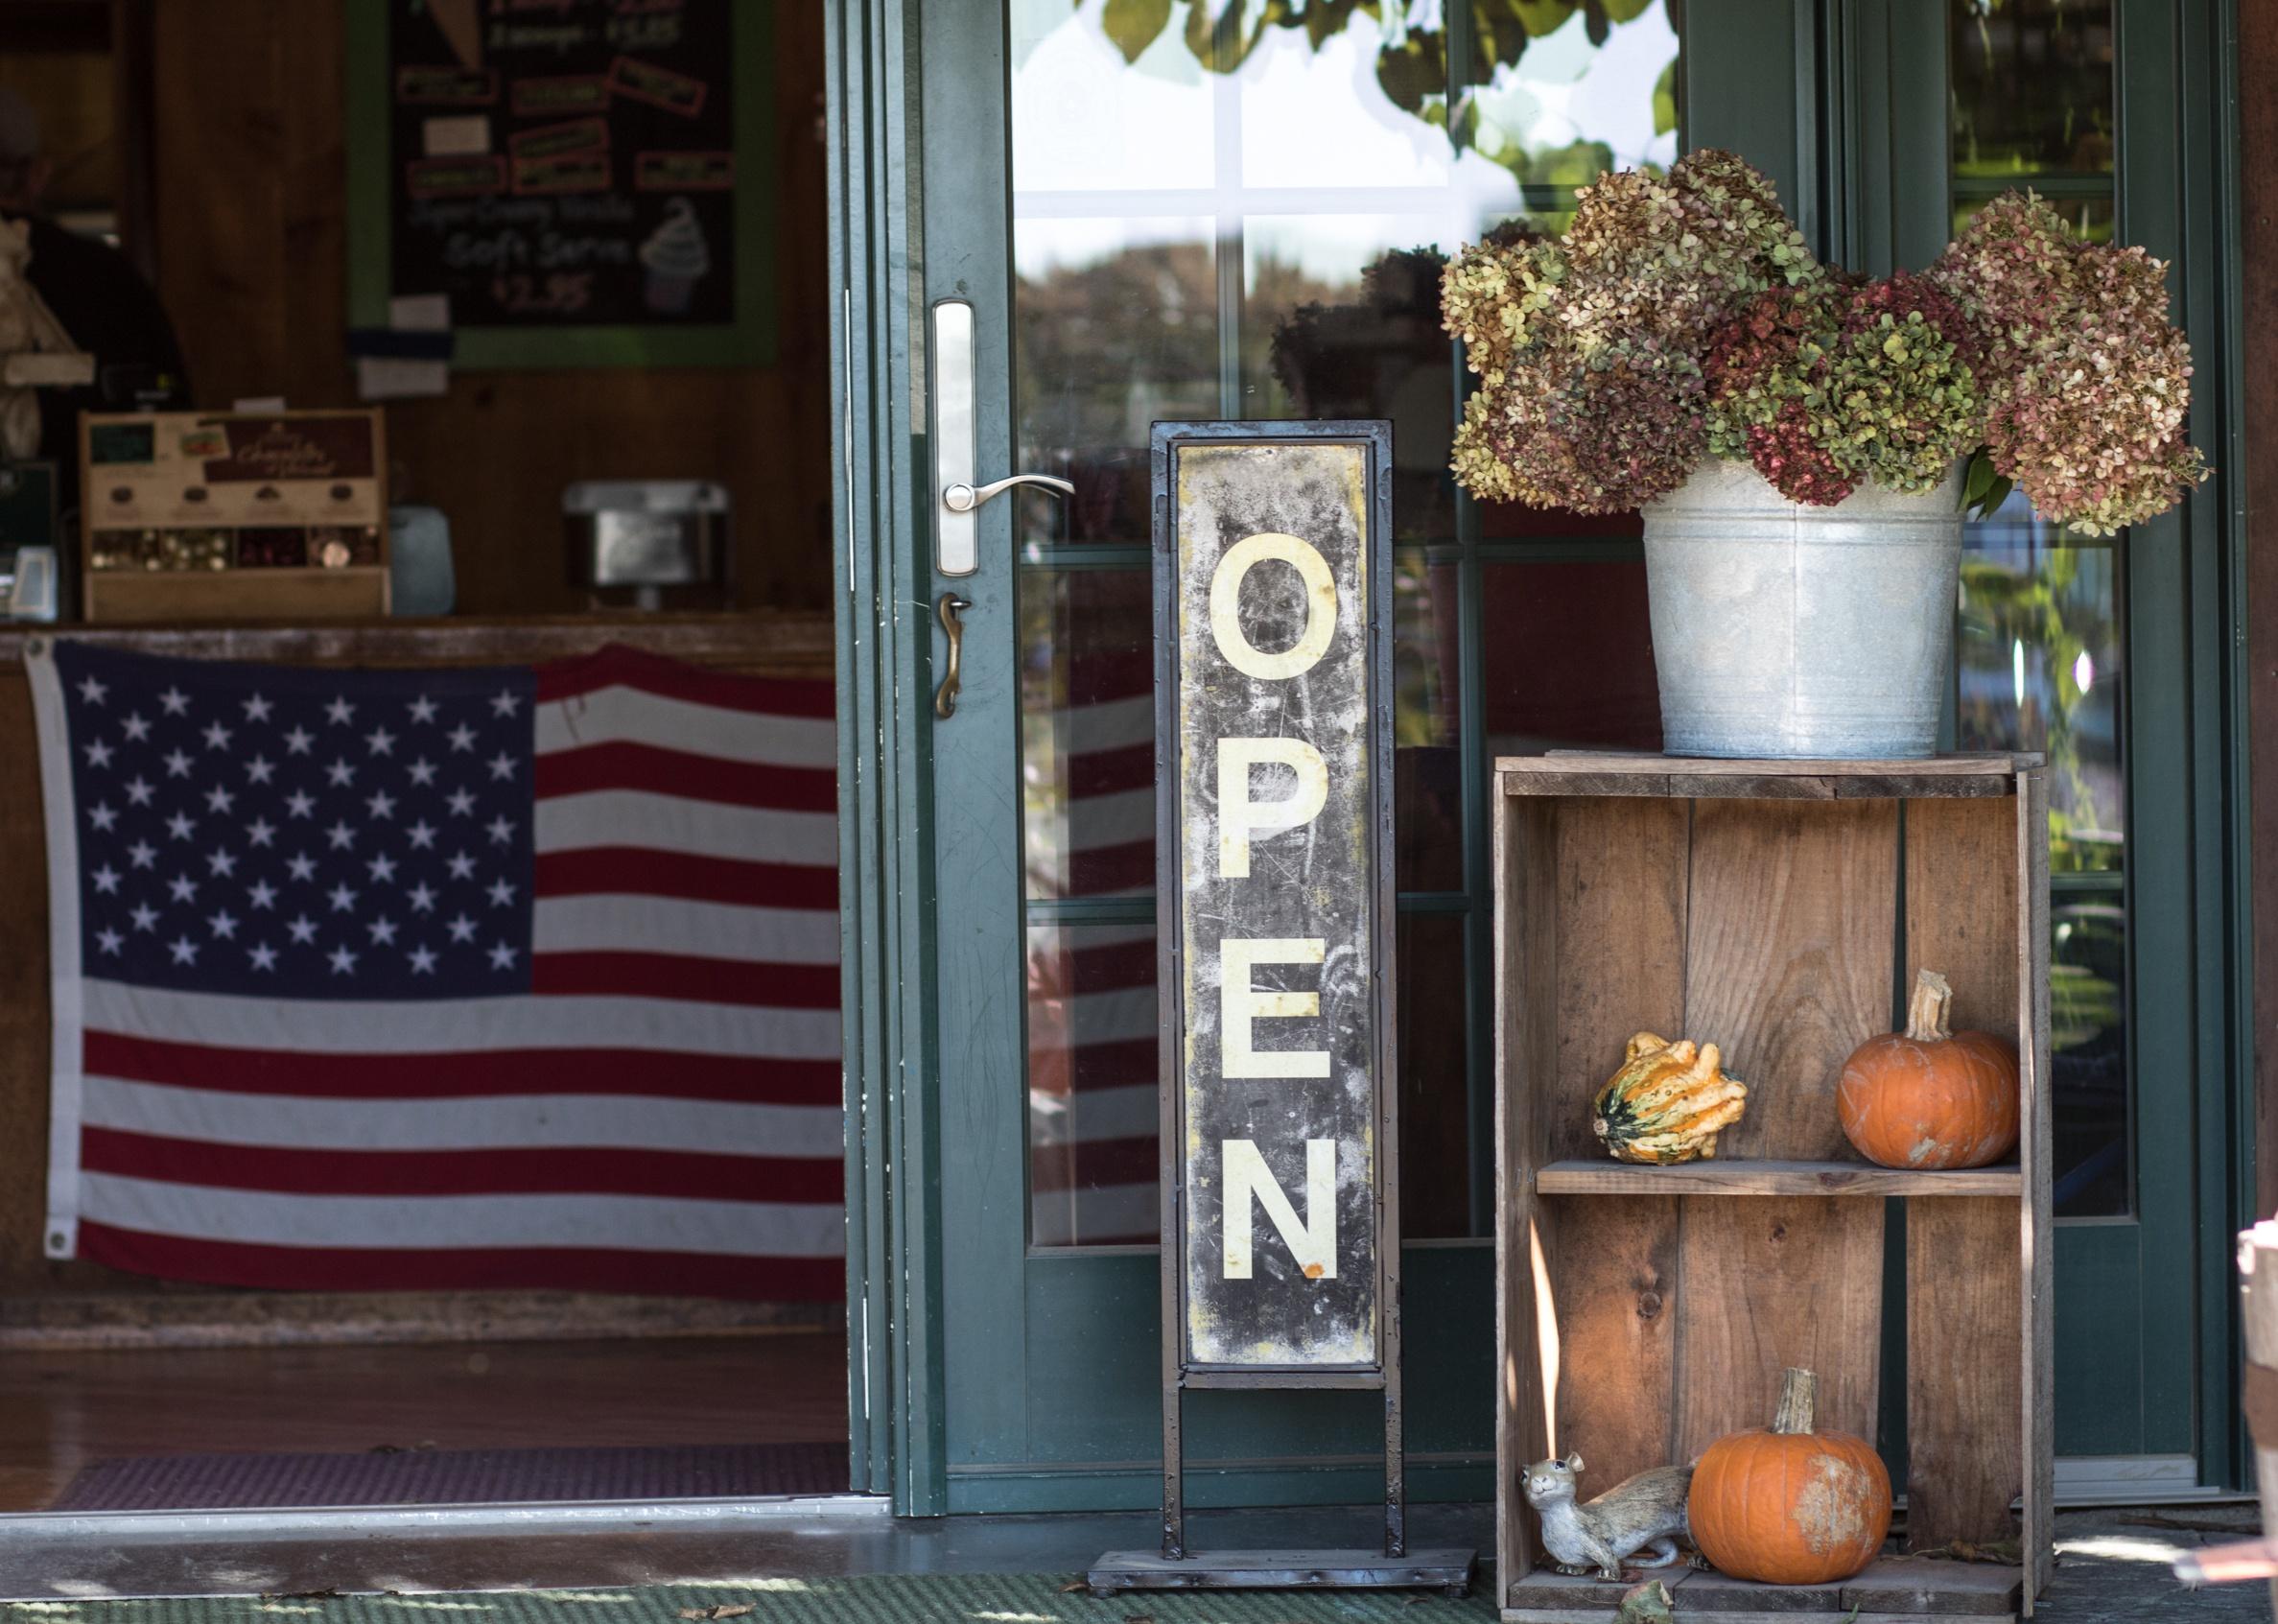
[1640,459,1964,760]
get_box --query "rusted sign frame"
[1119,419,1443,1584]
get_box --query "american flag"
[26,639,843,1300]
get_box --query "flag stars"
[409,695,438,724]
[446,913,478,944]
[327,944,359,976]
[445,788,477,817]
[76,674,107,706]
[407,882,437,914]
[367,916,399,946]
[283,725,314,756]
[248,943,278,972]
[486,877,516,908]
[408,945,438,975]
[407,758,437,788]
[95,928,123,956]
[127,840,155,870]
[446,851,477,881]
[485,814,515,846]
[125,776,154,807]
[365,789,397,821]
[486,751,517,783]
[247,880,277,910]
[246,816,276,848]
[325,695,355,726]
[241,693,272,723]
[326,883,359,914]
[162,748,192,779]
[201,719,232,751]
[325,820,356,852]
[129,904,158,932]
[157,686,189,717]
[82,739,113,768]
[204,848,238,879]
[165,812,195,842]
[487,941,518,971]
[490,690,522,718]
[203,784,235,815]
[285,790,316,819]
[366,852,398,884]
[167,874,199,905]
[120,712,150,742]
[88,801,118,833]
[286,852,317,883]
[365,726,396,757]
[286,914,318,945]
[245,755,275,786]
[91,865,121,895]
[447,723,477,753]
[406,819,436,851]
[207,908,238,941]
[169,935,200,966]
[324,758,356,788]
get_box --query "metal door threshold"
[0,1492,890,1542]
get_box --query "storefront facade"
[826,0,2257,1519]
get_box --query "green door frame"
[825,0,2257,1513]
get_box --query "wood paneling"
[0,612,830,1305]
[2243,0,2278,1223]
[145,2,834,616]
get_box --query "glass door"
[915,0,1803,1513]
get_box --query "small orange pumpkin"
[1689,1367,1891,1585]
[1837,969,2019,1171]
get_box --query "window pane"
[2052,891,2127,1216]
[1481,559,1662,755]
[1022,569,1153,901]
[1396,554,1462,891]
[1028,921,1158,1247]
[1950,0,2114,179]
[1399,911,1472,1238]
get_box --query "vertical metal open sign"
[1090,421,1470,1596]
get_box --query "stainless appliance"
[564,481,731,610]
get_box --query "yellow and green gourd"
[1591,1032,1750,1165]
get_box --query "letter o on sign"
[1209,531,1337,681]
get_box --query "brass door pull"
[933,592,972,718]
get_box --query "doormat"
[0,1574,1493,1623]
[47,1440,851,1511]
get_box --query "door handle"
[933,592,971,719]
[930,296,1070,577]
[944,473,1075,513]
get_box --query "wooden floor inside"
[0,1328,847,1512]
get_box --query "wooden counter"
[0,611,834,1320]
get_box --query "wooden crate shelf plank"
[1537,1160,2025,1196]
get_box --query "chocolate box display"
[79,410,389,624]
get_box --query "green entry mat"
[0,1574,1500,1624]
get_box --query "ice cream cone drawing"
[638,198,710,315]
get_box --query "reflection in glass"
[1395,555,1463,891]
[2049,896,2126,1214]
[1480,560,1662,756]
[1957,503,2123,872]
[1399,913,1470,1239]
[1022,570,1155,901]
[1950,0,2114,179]
[1028,922,1159,1247]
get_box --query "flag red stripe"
[534,848,838,910]
[530,952,840,1008]
[77,1222,847,1300]
[1065,841,1153,897]
[82,1127,843,1203]
[535,645,836,718]
[533,741,835,813]
[82,1030,841,1105]
[1027,1134,1160,1192]
[1066,741,1153,799]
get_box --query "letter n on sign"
[1151,420,1397,1382]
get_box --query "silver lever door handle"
[943,474,1074,514]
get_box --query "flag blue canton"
[54,642,538,1002]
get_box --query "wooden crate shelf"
[1491,754,2054,1623]
[1536,1159,2024,1197]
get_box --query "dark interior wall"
[2244,4,2278,1221]
[142,1,833,616]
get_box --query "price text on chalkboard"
[386,0,738,329]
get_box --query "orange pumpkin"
[1837,968,2019,1171]
[1689,1368,1891,1585]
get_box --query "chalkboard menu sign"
[346,0,773,368]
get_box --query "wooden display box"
[1491,754,2054,1622]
